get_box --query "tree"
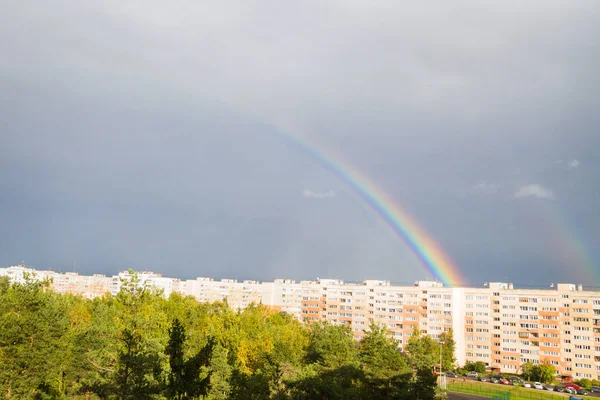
[412,367,437,400]
[113,325,162,399]
[165,318,186,399]
[405,327,437,371]
[306,323,359,369]
[536,361,555,384]
[520,361,535,380]
[438,331,456,372]
[578,378,592,390]
[205,344,232,399]
[0,278,71,398]
[359,323,410,398]
[286,364,365,400]
[464,361,486,374]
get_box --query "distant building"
[2,264,600,380]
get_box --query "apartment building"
[52,272,112,299]
[178,277,263,310]
[111,270,179,298]
[2,264,600,380]
[261,279,302,318]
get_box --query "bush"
[577,378,592,389]
[434,386,448,400]
[463,361,486,374]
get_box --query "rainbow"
[275,129,465,286]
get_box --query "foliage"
[0,276,449,399]
[520,361,535,380]
[519,361,556,384]
[577,378,592,389]
[359,323,409,398]
[536,361,555,384]
[434,386,448,400]
[164,318,214,399]
[464,361,487,374]
[306,323,359,369]
[438,331,456,372]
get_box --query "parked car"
[554,384,566,392]
[522,382,531,388]
[591,386,600,393]
[565,387,577,394]
[543,384,553,391]
[509,377,523,386]
[533,382,543,390]
[566,383,581,390]
[466,371,478,378]
[577,388,589,395]
[478,376,488,382]
[445,372,458,378]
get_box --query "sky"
[1,1,599,286]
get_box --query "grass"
[446,380,578,400]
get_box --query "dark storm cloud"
[1,1,599,283]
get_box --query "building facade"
[2,265,599,380]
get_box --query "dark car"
[577,388,589,395]
[478,376,488,382]
[591,386,600,393]
[554,384,566,392]
[445,372,458,378]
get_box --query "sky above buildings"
[1,1,599,286]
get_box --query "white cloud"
[567,159,580,169]
[471,181,498,195]
[513,184,554,200]
[302,189,336,199]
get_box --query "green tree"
[464,361,486,374]
[412,367,437,400]
[113,325,162,399]
[286,364,365,400]
[536,361,555,384]
[0,277,71,398]
[205,344,232,400]
[360,323,410,398]
[165,318,186,399]
[520,361,535,380]
[438,331,456,372]
[405,327,436,371]
[578,378,592,389]
[306,323,359,369]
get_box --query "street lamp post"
[439,340,445,389]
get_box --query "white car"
[522,382,531,388]
[533,382,543,390]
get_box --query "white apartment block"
[111,270,178,298]
[2,265,600,380]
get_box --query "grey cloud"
[568,160,580,169]
[0,1,599,284]
[513,184,555,200]
[302,190,336,199]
